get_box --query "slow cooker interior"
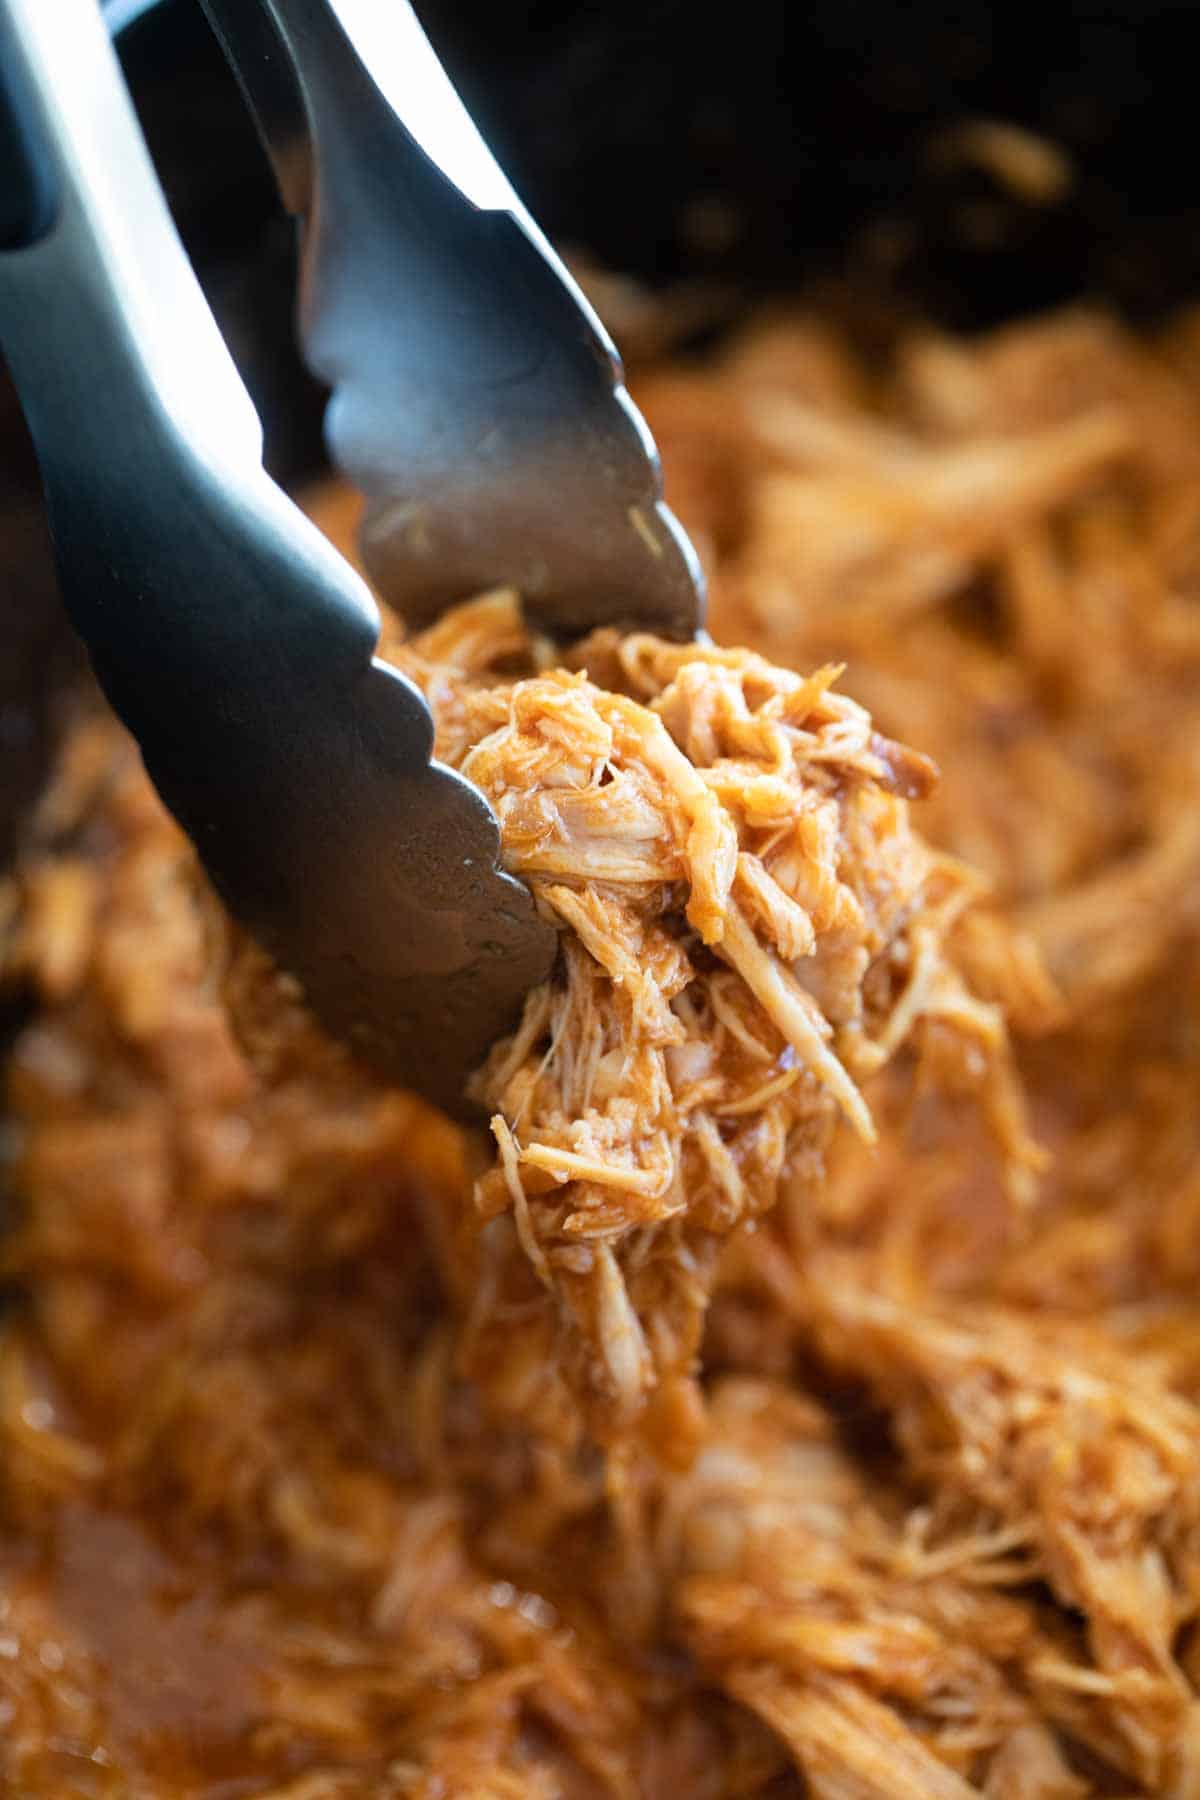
[3,0,1199,867]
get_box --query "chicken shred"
[382,594,1030,1441]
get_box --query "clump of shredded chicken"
[380,592,1033,1442]
[1,295,1199,1797]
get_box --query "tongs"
[0,0,704,1113]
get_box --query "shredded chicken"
[378,592,1029,1443]
[1,295,1199,1796]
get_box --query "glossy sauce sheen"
[3,301,1200,1796]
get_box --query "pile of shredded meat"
[1,296,1199,1797]
[386,592,1034,1451]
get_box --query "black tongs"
[0,0,704,1112]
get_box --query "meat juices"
[2,301,1200,1795]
